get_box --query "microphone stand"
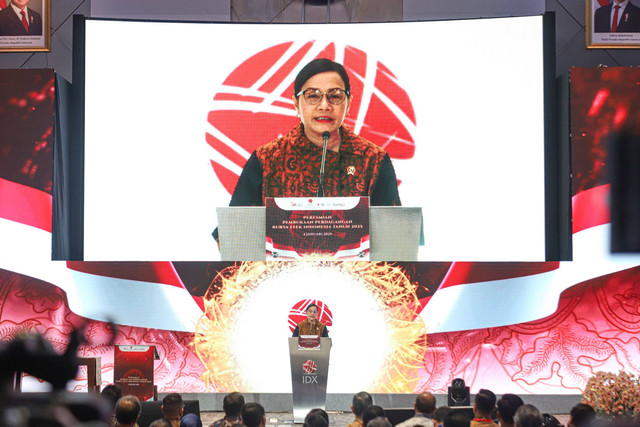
[318,131,330,197]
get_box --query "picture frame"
[587,0,640,48]
[0,0,51,52]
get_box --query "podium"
[217,206,422,261]
[288,337,332,423]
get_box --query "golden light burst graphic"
[193,261,427,392]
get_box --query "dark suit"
[0,5,42,36]
[594,1,640,32]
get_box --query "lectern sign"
[266,197,370,260]
[298,335,321,350]
[114,345,154,401]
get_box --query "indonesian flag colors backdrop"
[2,68,640,393]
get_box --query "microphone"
[318,131,330,197]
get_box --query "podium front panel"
[288,337,331,423]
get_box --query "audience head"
[474,389,497,417]
[514,405,543,427]
[115,395,141,426]
[224,392,246,417]
[444,412,470,427]
[497,394,525,426]
[242,402,266,427]
[162,393,185,420]
[367,417,392,427]
[304,409,329,427]
[415,392,437,415]
[181,413,203,427]
[569,403,595,427]
[352,391,373,418]
[150,419,173,427]
[101,384,123,409]
[362,405,385,427]
[433,407,451,427]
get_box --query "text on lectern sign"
[265,197,369,261]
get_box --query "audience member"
[567,404,595,427]
[367,417,393,427]
[433,407,451,427]
[497,394,524,427]
[102,384,123,408]
[396,392,437,427]
[182,413,204,427]
[541,414,562,427]
[514,405,543,427]
[304,410,329,427]
[115,395,141,427]
[212,392,246,427]
[445,412,471,427]
[150,419,173,427]
[308,408,330,425]
[163,393,185,427]
[362,405,386,427]
[102,384,123,426]
[242,403,266,427]
[348,391,373,427]
[471,389,498,427]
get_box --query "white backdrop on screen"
[83,17,546,261]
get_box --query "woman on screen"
[292,303,328,337]
[227,58,401,207]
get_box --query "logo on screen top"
[303,359,317,374]
[206,41,417,195]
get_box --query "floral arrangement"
[582,371,640,418]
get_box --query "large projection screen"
[81,17,548,261]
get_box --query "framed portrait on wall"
[0,0,50,52]
[587,0,640,48]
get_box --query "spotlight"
[447,378,470,406]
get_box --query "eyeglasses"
[296,88,349,105]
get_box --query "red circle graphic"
[303,359,317,374]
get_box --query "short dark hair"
[433,407,451,424]
[444,412,470,427]
[367,417,392,427]
[362,405,385,427]
[306,303,319,312]
[224,392,246,417]
[242,403,265,427]
[569,403,595,427]
[115,395,141,425]
[497,394,524,424]
[514,404,543,427]
[294,59,351,98]
[416,392,436,414]
[352,391,373,416]
[308,408,329,424]
[101,384,122,409]
[304,409,329,427]
[475,389,497,416]
[163,393,184,417]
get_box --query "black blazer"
[0,5,43,36]
[594,1,640,32]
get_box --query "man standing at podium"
[292,303,329,337]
